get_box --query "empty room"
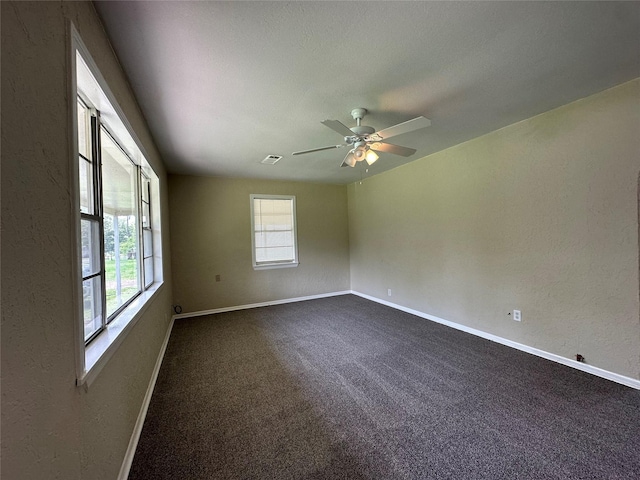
[2,1,639,479]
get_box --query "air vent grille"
[261,155,282,165]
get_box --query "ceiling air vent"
[261,155,282,165]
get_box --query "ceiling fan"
[293,108,431,167]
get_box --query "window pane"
[255,234,294,260]
[79,157,93,214]
[261,214,292,228]
[77,99,90,158]
[274,246,294,260]
[104,214,140,317]
[265,230,292,247]
[102,130,140,318]
[255,247,267,263]
[142,201,150,229]
[143,229,153,257]
[141,176,150,203]
[141,175,151,228]
[81,219,101,277]
[144,257,154,288]
[83,276,103,341]
[255,232,264,248]
[256,246,294,263]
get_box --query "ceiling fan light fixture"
[353,142,367,162]
[342,151,357,167]
[365,150,378,165]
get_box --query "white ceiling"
[93,1,640,185]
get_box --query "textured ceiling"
[93,1,640,185]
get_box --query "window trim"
[250,194,299,270]
[70,23,164,388]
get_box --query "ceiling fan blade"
[292,144,345,156]
[369,142,416,157]
[321,119,355,137]
[373,116,431,141]
[340,151,356,167]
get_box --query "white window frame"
[70,24,163,388]
[250,194,299,270]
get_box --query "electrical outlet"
[513,310,521,322]
[388,289,392,296]
[215,274,221,282]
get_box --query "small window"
[250,194,298,269]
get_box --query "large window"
[73,34,162,386]
[77,98,155,343]
[250,194,298,269]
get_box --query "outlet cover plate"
[513,310,521,321]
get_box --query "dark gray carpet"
[128,294,640,479]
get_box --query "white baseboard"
[172,290,352,320]
[118,316,175,480]
[351,290,640,390]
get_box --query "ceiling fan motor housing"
[350,125,375,136]
[349,108,375,139]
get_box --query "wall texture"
[1,2,173,479]
[348,79,640,380]
[169,175,350,312]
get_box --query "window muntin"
[251,195,298,269]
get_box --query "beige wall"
[1,2,173,479]
[348,79,640,380]
[169,175,350,312]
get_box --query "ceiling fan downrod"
[349,108,375,138]
[351,108,367,125]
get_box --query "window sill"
[78,282,164,389]
[253,262,299,271]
